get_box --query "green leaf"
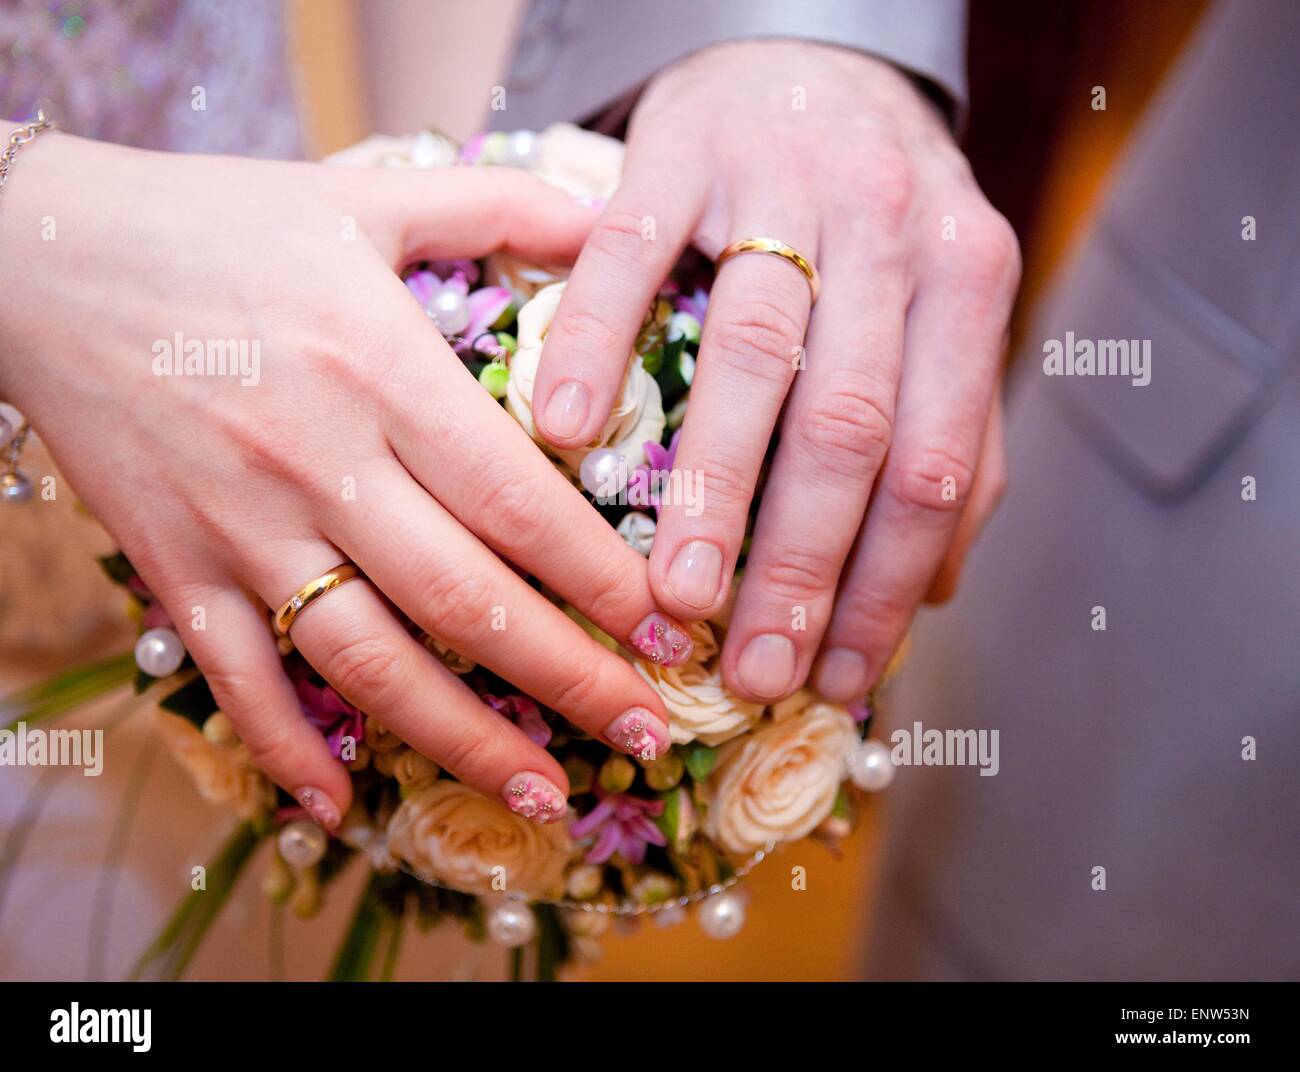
[97,551,135,587]
[1,651,139,732]
[158,675,219,728]
[683,742,717,781]
[129,822,262,981]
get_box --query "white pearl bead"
[486,900,537,947]
[847,738,895,791]
[278,819,328,869]
[428,286,471,336]
[134,626,186,677]
[579,448,627,499]
[503,129,540,169]
[698,891,746,939]
[653,904,687,929]
[616,511,657,555]
[1,471,32,503]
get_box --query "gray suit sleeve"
[495,0,968,131]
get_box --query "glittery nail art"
[501,772,568,824]
[630,613,693,667]
[604,707,672,762]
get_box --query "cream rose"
[321,130,458,169]
[532,122,624,202]
[704,701,858,855]
[155,710,275,822]
[386,781,571,897]
[506,281,665,475]
[636,620,763,746]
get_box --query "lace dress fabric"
[0,0,302,157]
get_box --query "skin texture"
[529,41,1020,704]
[0,132,686,827]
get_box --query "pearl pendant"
[503,129,540,169]
[427,286,471,337]
[486,899,537,947]
[579,447,627,499]
[134,626,186,677]
[698,890,746,939]
[0,471,32,503]
[847,738,895,791]
[278,819,328,869]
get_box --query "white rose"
[705,701,858,855]
[386,781,571,898]
[507,282,664,475]
[532,122,624,202]
[636,620,763,746]
[484,252,567,304]
[321,130,458,169]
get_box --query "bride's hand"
[0,133,688,827]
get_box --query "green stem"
[328,871,406,981]
[1,651,139,732]
[128,822,262,981]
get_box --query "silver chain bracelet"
[0,109,56,204]
[0,111,56,502]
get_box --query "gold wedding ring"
[715,237,820,303]
[273,562,361,636]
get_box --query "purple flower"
[291,665,364,759]
[569,789,667,865]
[483,694,552,748]
[626,429,682,514]
[674,287,709,322]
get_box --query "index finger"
[528,163,705,449]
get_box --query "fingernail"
[294,786,341,831]
[542,380,590,440]
[736,633,798,699]
[630,612,694,667]
[813,648,868,702]
[604,706,672,762]
[501,771,568,824]
[665,540,723,609]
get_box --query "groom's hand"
[528,40,1020,703]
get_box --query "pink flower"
[569,789,667,865]
[674,287,709,322]
[405,268,511,355]
[290,663,364,759]
[626,429,682,514]
[483,694,552,748]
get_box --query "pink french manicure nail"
[604,707,672,762]
[630,612,693,667]
[295,786,341,831]
[542,379,590,440]
[501,772,568,824]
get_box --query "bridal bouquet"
[6,124,897,981]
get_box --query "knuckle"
[545,659,605,716]
[698,451,756,514]
[885,445,976,515]
[711,296,804,383]
[585,208,653,267]
[949,209,1022,298]
[433,721,500,783]
[755,542,842,600]
[794,384,893,475]
[472,476,553,562]
[418,564,495,642]
[324,634,402,706]
[552,306,623,360]
[860,145,917,233]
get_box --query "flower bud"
[563,755,595,796]
[202,712,236,745]
[565,863,605,901]
[598,754,636,795]
[643,751,684,790]
[261,853,293,904]
[289,867,322,919]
